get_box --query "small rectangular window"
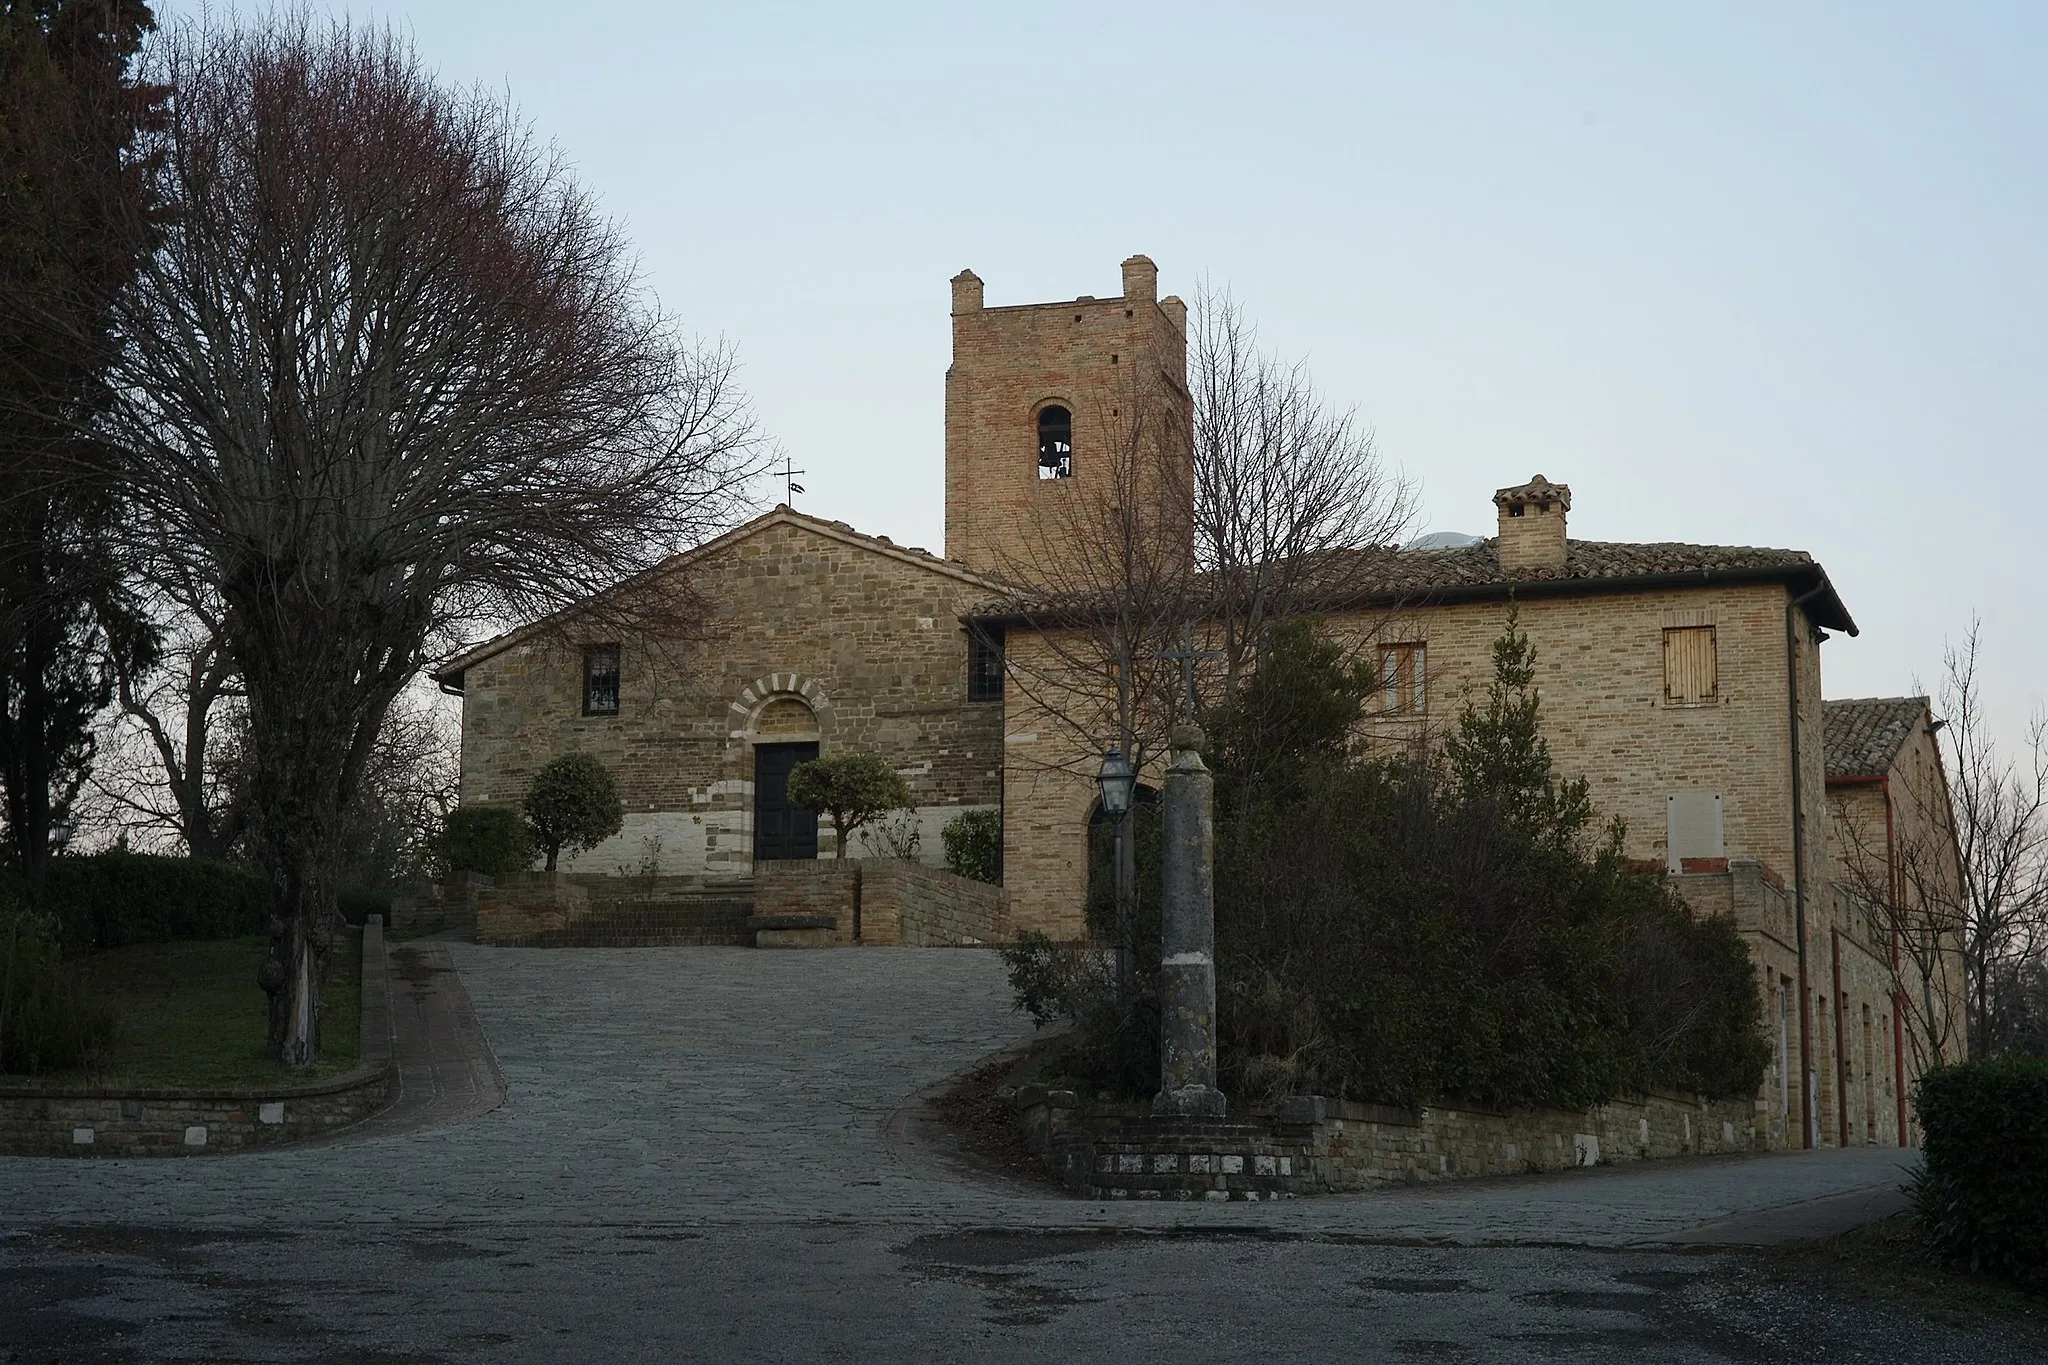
[1380,643,1425,715]
[968,628,1005,703]
[583,644,620,716]
[1663,626,1717,705]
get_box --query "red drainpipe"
[1884,776,1910,1146]
[1832,927,1851,1147]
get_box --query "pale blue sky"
[214,3,2048,745]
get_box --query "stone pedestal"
[1154,724,1226,1119]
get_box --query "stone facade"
[439,511,1004,880]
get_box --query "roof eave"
[965,562,1859,634]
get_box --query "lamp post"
[1096,747,1136,998]
[48,816,74,855]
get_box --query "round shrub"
[522,753,623,872]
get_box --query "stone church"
[435,254,1964,1151]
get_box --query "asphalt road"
[1,945,2032,1363]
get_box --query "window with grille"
[968,628,1005,703]
[1662,626,1717,705]
[1380,643,1426,715]
[583,644,620,716]
[1037,405,1072,479]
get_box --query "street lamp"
[48,816,75,855]
[1097,748,1137,997]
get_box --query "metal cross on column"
[1158,623,1223,724]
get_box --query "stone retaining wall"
[1020,1086,1762,1201]
[0,921,394,1157]
[753,859,1006,946]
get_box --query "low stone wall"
[475,872,591,945]
[860,859,1008,946]
[0,920,394,1157]
[753,859,1006,946]
[1020,1086,1763,1201]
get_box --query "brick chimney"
[951,268,983,314]
[1493,475,1571,574]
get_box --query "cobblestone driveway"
[0,944,1916,1239]
[6,945,2026,1364]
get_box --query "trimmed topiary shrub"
[0,851,270,956]
[434,805,534,878]
[941,808,1002,884]
[786,751,911,860]
[1912,1057,2048,1288]
[522,753,624,872]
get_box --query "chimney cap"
[1493,474,1572,512]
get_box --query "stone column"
[1154,724,1226,1118]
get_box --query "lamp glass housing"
[1097,748,1136,818]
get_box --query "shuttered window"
[1380,643,1426,715]
[1663,626,1717,705]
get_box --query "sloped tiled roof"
[973,537,1856,633]
[1824,697,1929,780]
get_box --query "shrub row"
[1913,1057,2048,1289]
[1,851,269,956]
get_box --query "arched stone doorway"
[750,695,820,861]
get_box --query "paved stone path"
[0,944,1917,1240]
[4,945,2029,1363]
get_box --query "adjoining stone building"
[437,253,1963,1151]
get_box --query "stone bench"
[746,914,838,949]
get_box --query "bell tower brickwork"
[944,254,1191,577]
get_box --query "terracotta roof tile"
[1824,697,1929,780]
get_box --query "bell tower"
[943,255,1191,579]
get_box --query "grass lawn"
[1764,1213,2048,1339]
[25,932,363,1092]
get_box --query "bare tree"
[85,14,763,1065]
[1188,285,1415,699]
[1832,622,2048,1066]
[86,566,247,858]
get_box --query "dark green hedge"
[1913,1057,2048,1288]
[1,851,270,955]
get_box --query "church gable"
[446,505,1005,877]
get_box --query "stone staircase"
[523,885,758,948]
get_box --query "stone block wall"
[0,921,393,1156]
[1020,1086,1763,1201]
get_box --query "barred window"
[1663,626,1718,705]
[1380,643,1425,715]
[583,644,620,716]
[968,628,1005,703]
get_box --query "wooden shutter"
[1663,626,1717,704]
